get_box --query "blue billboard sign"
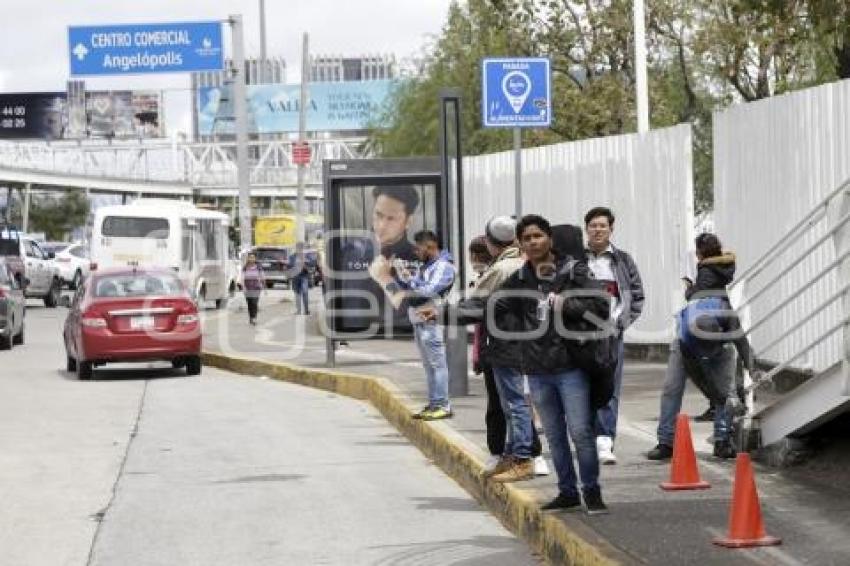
[68,21,224,76]
[482,57,551,128]
[197,80,397,135]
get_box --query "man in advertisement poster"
[336,185,423,332]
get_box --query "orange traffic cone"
[713,453,782,548]
[660,414,711,490]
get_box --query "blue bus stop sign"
[68,21,224,76]
[482,57,551,128]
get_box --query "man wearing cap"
[584,207,645,465]
[420,216,544,482]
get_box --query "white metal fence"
[462,124,695,344]
[714,80,850,373]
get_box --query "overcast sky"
[0,0,453,136]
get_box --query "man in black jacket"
[584,207,645,465]
[492,214,612,514]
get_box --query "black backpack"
[554,257,619,410]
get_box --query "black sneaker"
[583,488,609,515]
[647,443,673,460]
[713,440,736,459]
[541,492,581,511]
[694,405,715,422]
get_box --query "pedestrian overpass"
[0,136,368,200]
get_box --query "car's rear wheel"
[66,354,77,372]
[0,332,12,351]
[77,360,93,381]
[44,279,60,308]
[186,356,202,376]
[215,295,228,309]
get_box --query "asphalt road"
[0,301,535,566]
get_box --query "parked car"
[63,267,202,380]
[52,242,90,290]
[0,258,25,350]
[0,226,61,307]
[252,246,291,288]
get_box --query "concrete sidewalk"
[201,290,850,565]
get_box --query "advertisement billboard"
[324,158,445,336]
[0,91,161,140]
[0,93,67,140]
[197,80,396,135]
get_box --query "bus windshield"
[102,216,170,239]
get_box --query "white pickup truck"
[0,229,62,308]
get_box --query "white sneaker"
[596,436,617,465]
[533,456,550,476]
[484,454,502,473]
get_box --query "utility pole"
[230,14,252,252]
[634,0,650,133]
[258,0,267,83]
[296,33,309,246]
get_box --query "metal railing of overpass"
[0,137,368,193]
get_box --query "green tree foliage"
[29,190,90,241]
[372,0,846,212]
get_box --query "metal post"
[439,89,468,397]
[296,33,309,246]
[258,0,267,83]
[22,184,31,233]
[514,127,522,217]
[230,14,252,252]
[830,188,850,394]
[634,0,650,134]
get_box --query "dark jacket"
[491,255,611,375]
[611,247,644,330]
[682,252,754,370]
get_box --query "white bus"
[91,199,232,308]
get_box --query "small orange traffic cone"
[713,453,782,548]
[660,414,711,490]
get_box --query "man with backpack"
[491,214,612,513]
[648,233,756,461]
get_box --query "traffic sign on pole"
[481,57,551,128]
[292,142,311,165]
[68,21,224,76]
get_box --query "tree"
[29,189,90,241]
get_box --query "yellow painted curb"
[202,350,634,565]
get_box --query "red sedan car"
[63,268,202,380]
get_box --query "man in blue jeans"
[492,215,611,514]
[584,207,644,465]
[371,230,456,420]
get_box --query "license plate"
[130,315,155,330]
[261,262,272,268]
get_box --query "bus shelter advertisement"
[196,80,396,135]
[327,183,441,336]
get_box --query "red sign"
[292,142,311,165]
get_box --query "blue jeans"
[657,339,734,446]
[529,369,599,497]
[492,366,534,459]
[414,322,450,410]
[293,276,309,314]
[595,335,625,439]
